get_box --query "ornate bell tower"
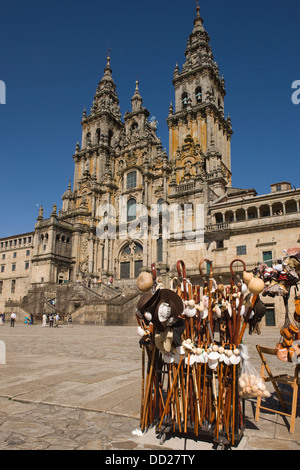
[167,5,233,194]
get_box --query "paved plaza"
[0,320,299,451]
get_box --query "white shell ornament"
[144,312,152,322]
[137,326,145,337]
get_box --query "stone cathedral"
[0,7,299,325]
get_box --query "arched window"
[119,242,143,279]
[157,238,163,263]
[127,198,136,222]
[108,130,113,146]
[96,128,101,144]
[181,92,188,108]
[131,121,138,132]
[127,171,137,189]
[195,87,202,103]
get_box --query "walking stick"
[231,363,236,446]
[177,260,190,338]
[141,345,156,431]
[158,355,183,430]
[199,259,214,342]
[184,353,190,432]
[140,345,145,427]
[237,294,257,345]
[230,259,246,345]
[173,363,182,433]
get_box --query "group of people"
[42,312,73,328]
[0,312,16,327]
[42,313,72,328]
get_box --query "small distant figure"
[54,313,60,327]
[42,313,47,327]
[67,313,73,327]
[10,312,16,327]
[49,313,54,328]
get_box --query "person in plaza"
[54,313,60,327]
[42,312,47,327]
[67,313,72,327]
[10,312,16,327]
[49,313,54,327]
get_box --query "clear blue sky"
[0,0,299,238]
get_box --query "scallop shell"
[185,354,196,366]
[230,354,240,365]
[227,303,232,317]
[185,307,196,318]
[201,308,208,319]
[163,353,174,363]
[208,359,218,369]
[239,378,246,388]
[195,302,204,312]
[208,351,220,360]
[223,355,231,365]
[137,326,145,337]
[241,283,248,294]
[218,353,225,362]
[144,312,152,321]
[200,351,208,363]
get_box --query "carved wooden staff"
[231,363,237,446]
[158,355,183,430]
[199,259,214,342]
[238,272,265,344]
[230,259,246,345]
[141,345,156,431]
[177,259,190,338]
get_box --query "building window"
[276,185,281,191]
[127,171,137,190]
[2,254,5,260]
[216,240,224,249]
[195,87,202,103]
[26,250,30,256]
[25,262,29,270]
[120,262,130,279]
[0,281,2,294]
[127,198,136,222]
[181,92,188,108]
[263,251,273,267]
[237,245,247,255]
[1,266,4,273]
[157,238,163,263]
[11,279,15,293]
[265,305,276,326]
[13,252,17,258]
[12,264,16,271]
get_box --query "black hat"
[141,288,184,332]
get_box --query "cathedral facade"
[0,7,299,325]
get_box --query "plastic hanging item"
[238,344,271,398]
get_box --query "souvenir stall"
[135,247,300,448]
